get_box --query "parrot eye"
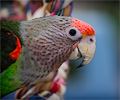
[66,27,82,41]
[69,29,76,36]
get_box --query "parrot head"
[21,16,96,72]
[68,18,96,68]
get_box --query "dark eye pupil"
[69,29,76,36]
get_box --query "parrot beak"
[76,36,96,68]
[69,35,96,68]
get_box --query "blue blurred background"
[1,1,119,100]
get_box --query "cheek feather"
[71,18,95,36]
[73,41,80,50]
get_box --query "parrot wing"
[0,20,24,97]
[1,27,21,73]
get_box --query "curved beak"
[76,39,96,68]
[69,36,96,68]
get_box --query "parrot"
[0,15,96,97]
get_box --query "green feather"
[0,20,22,72]
[1,54,23,97]
[0,20,24,97]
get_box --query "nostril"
[90,38,93,42]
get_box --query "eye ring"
[66,27,82,41]
[69,29,76,36]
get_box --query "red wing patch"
[9,34,21,60]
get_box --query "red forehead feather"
[71,18,95,35]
